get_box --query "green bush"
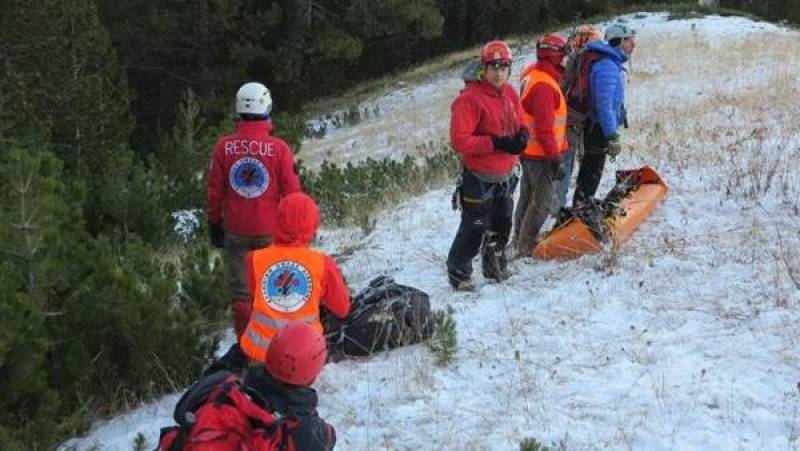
[300,146,459,229]
[520,437,550,451]
[48,236,217,413]
[0,149,225,446]
[178,238,227,323]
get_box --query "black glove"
[492,128,529,155]
[209,222,225,248]
[606,133,622,160]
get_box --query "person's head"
[274,192,320,245]
[265,322,327,386]
[536,33,567,67]
[480,40,513,88]
[236,82,272,121]
[604,23,637,56]
[568,25,602,53]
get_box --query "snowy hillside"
[62,12,800,451]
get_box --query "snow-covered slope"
[62,12,800,451]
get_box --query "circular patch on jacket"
[262,261,312,313]
[229,157,269,198]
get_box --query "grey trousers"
[551,125,584,214]
[223,232,272,301]
[513,159,556,255]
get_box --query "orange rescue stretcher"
[533,166,668,260]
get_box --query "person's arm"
[245,252,257,299]
[319,255,351,319]
[449,95,495,156]
[207,141,226,224]
[590,59,619,138]
[522,83,560,159]
[277,141,302,196]
[507,85,526,134]
[292,415,337,451]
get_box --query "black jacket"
[243,366,337,451]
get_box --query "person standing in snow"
[207,82,302,340]
[447,39,528,291]
[512,33,570,257]
[550,25,603,217]
[239,192,351,364]
[572,23,637,207]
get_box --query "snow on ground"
[62,12,800,451]
[298,12,794,171]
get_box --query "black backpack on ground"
[324,276,434,359]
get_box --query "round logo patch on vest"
[262,261,312,313]
[229,157,269,198]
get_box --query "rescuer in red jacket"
[207,82,301,338]
[447,39,528,291]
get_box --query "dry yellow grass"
[301,26,800,177]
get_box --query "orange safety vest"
[240,246,325,363]
[519,69,568,159]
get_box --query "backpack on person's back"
[560,47,605,115]
[560,25,605,116]
[158,323,336,451]
[157,370,296,451]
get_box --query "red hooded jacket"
[207,120,301,236]
[245,192,351,321]
[450,79,525,176]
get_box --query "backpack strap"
[226,384,279,426]
[156,425,187,451]
[173,370,233,427]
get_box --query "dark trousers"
[572,121,608,206]
[223,232,271,338]
[447,169,516,283]
[551,124,583,214]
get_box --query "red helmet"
[481,40,513,63]
[536,33,567,64]
[265,323,327,386]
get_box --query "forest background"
[0,0,797,448]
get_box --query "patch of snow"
[171,209,200,242]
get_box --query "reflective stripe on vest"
[244,329,271,350]
[240,245,326,363]
[519,69,569,159]
[250,310,320,330]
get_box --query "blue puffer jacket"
[586,40,628,138]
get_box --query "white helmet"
[236,82,272,116]
[604,23,637,42]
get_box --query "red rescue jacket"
[449,79,524,176]
[207,120,301,236]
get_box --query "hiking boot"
[481,235,510,282]
[484,266,510,282]
[511,245,533,261]
[552,207,568,227]
[447,266,475,291]
[574,198,607,240]
[450,278,476,292]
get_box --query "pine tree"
[0,149,71,447]
[0,0,132,177]
[427,306,458,366]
